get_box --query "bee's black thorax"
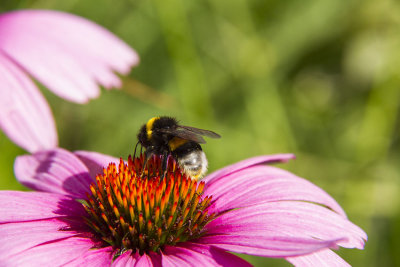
[152,116,178,130]
[138,117,184,155]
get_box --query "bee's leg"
[141,149,153,178]
[160,151,169,180]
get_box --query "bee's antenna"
[133,141,140,157]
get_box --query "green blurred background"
[1,0,399,266]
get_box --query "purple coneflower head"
[0,10,138,152]
[0,149,367,266]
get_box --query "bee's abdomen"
[173,142,208,180]
[178,151,208,180]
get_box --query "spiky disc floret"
[82,155,214,256]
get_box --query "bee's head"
[137,124,151,146]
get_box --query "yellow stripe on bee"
[168,137,188,151]
[146,117,159,139]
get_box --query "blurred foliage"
[1,0,400,266]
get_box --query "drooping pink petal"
[0,236,96,266]
[0,52,57,152]
[0,191,85,223]
[162,242,252,267]
[0,218,89,261]
[0,10,139,103]
[112,251,156,267]
[65,247,114,266]
[205,165,345,216]
[201,201,366,256]
[14,148,93,198]
[74,150,120,179]
[287,248,351,267]
[203,154,295,185]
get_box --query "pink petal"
[0,10,139,103]
[112,251,137,266]
[197,235,342,258]
[0,52,57,152]
[202,201,366,255]
[0,218,89,261]
[112,251,156,267]
[1,236,96,266]
[74,150,120,179]
[287,248,351,267]
[0,191,85,223]
[135,253,156,267]
[162,242,252,267]
[14,148,93,198]
[66,247,114,266]
[203,154,295,184]
[205,165,346,217]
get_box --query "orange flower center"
[82,154,214,255]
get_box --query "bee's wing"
[159,128,207,144]
[178,125,221,139]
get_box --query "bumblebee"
[136,116,221,180]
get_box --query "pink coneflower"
[0,10,138,152]
[0,149,366,266]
